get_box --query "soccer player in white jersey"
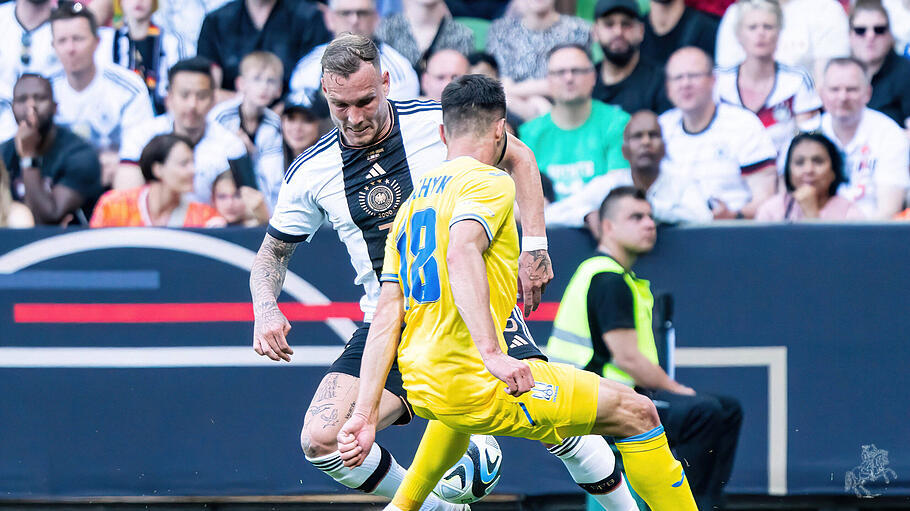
[659,47,777,219]
[49,2,154,186]
[251,34,639,511]
[819,57,910,219]
[288,0,419,109]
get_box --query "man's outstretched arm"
[499,133,554,315]
[338,281,405,468]
[249,233,297,362]
[448,220,534,397]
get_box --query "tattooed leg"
[300,372,406,458]
[301,373,471,508]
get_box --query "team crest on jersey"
[359,178,403,218]
[531,381,558,402]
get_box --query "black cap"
[594,0,641,19]
[283,90,326,120]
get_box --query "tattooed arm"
[250,233,298,361]
[498,133,555,316]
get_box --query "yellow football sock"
[392,420,471,511]
[615,426,698,511]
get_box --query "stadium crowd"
[1,0,910,228]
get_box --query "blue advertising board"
[0,225,907,499]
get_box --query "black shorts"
[326,305,547,425]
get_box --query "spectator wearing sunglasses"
[0,0,59,87]
[849,0,910,130]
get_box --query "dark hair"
[168,57,215,90]
[139,133,195,182]
[849,0,890,29]
[440,74,506,136]
[14,73,53,96]
[783,132,846,197]
[598,186,648,220]
[50,1,98,36]
[546,43,592,63]
[322,34,381,77]
[468,52,498,71]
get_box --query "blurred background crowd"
[2,0,910,231]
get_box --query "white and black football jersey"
[269,99,446,320]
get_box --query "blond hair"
[239,51,284,80]
[736,0,783,31]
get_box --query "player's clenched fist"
[253,305,294,362]
[482,351,534,397]
[338,413,376,468]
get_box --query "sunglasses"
[852,25,888,36]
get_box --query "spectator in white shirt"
[0,0,57,88]
[714,0,821,162]
[288,0,418,109]
[152,0,230,57]
[117,57,252,204]
[660,47,777,219]
[819,57,909,218]
[49,1,154,186]
[209,51,285,209]
[545,110,712,231]
[716,0,849,80]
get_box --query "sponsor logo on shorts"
[531,381,558,402]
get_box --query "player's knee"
[627,392,660,434]
[301,422,338,459]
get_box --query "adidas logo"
[509,336,529,349]
[367,163,386,178]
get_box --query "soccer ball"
[436,435,503,504]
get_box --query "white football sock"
[307,444,463,511]
[548,436,638,511]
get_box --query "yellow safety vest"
[546,255,658,386]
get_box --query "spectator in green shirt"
[519,44,629,203]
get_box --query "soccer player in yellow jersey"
[337,75,698,511]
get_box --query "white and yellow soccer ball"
[436,435,503,504]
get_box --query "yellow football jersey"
[380,156,519,414]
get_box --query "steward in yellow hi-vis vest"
[546,179,744,511]
[547,254,659,386]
